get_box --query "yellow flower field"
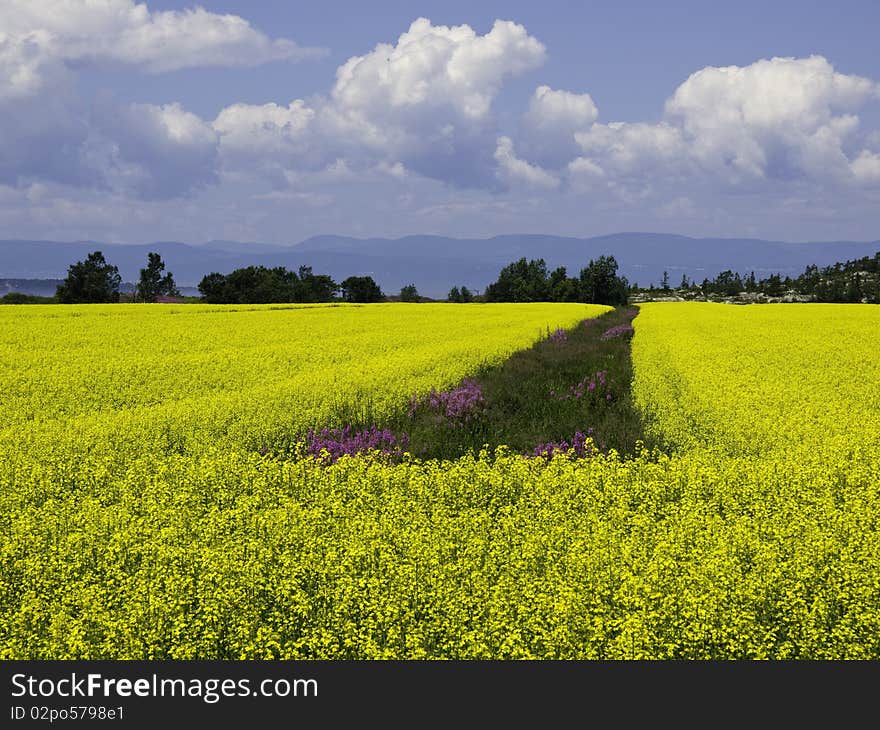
[0,302,605,459]
[1,301,879,659]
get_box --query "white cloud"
[214,101,321,186]
[665,55,878,182]
[562,55,880,194]
[214,18,548,188]
[574,121,689,177]
[326,18,545,185]
[2,8,880,240]
[522,85,598,167]
[0,1,320,197]
[332,17,545,120]
[850,150,880,184]
[0,0,324,97]
[97,102,220,198]
[527,85,598,131]
[494,136,559,189]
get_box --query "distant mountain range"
[1,233,877,299]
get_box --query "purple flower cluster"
[550,370,611,401]
[600,324,635,340]
[548,328,568,343]
[529,429,596,460]
[409,378,486,421]
[304,425,409,464]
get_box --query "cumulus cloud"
[494,136,559,189]
[567,55,880,192]
[332,17,545,120]
[3,6,880,236]
[665,55,877,181]
[0,1,320,197]
[522,85,598,166]
[328,17,545,185]
[215,17,547,188]
[96,102,220,199]
[574,121,690,178]
[850,150,880,184]
[214,101,320,187]
[0,0,324,97]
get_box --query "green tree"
[56,251,121,303]
[198,272,227,303]
[713,270,744,297]
[459,286,474,303]
[485,258,550,302]
[578,255,629,306]
[340,276,383,303]
[448,286,462,303]
[198,265,338,304]
[295,266,338,302]
[764,273,785,297]
[136,252,179,302]
[661,270,670,291]
[400,283,420,302]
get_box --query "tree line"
[24,250,631,306]
[7,247,876,306]
[642,251,880,303]
[13,250,388,304]
[474,255,629,306]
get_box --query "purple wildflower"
[304,425,409,464]
[548,328,568,343]
[529,429,597,460]
[409,378,486,421]
[552,370,611,402]
[600,324,635,341]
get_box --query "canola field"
[2,301,880,659]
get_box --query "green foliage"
[578,255,630,306]
[447,286,475,303]
[340,275,383,303]
[654,250,880,302]
[400,284,420,302]
[485,258,549,302]
[198,265,339,304]
[135,252,179,302]
[295,266,338,303]
[0,292,56,304]
[485,255,630,306]
[55,251,121,304]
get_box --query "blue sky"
[1,1,878,244]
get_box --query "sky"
[1,0,879,245]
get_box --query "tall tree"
[198,272,227,303]
[399,284,420,302]
[56,251,122,303]
[578,255,629,306]
[295,265,338,302]
[340,276,383,303]
[136,252,180,302]
[485,258,550,302]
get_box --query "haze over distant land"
[2,234,876,299]
[0,2,878,246]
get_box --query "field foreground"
[2,302,879,658]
